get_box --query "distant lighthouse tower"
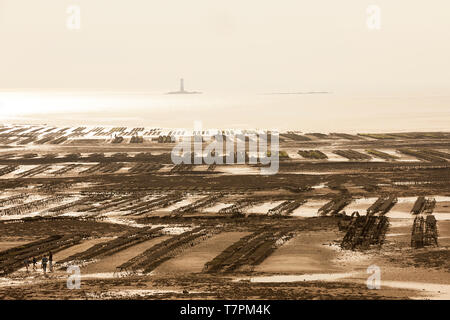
[167,78,201,94]
[180,78,185,93]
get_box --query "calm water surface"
[0,91,449,133]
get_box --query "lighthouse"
[167,78,202,95]
[180,78,185,92]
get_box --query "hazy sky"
[0,0,449,94]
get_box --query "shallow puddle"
[236,272,355,283]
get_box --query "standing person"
[48,251,53,272]
[32,257,37,271]
[41,256,48,274]
[24,258,30,273]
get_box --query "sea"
[0,91,449,133]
